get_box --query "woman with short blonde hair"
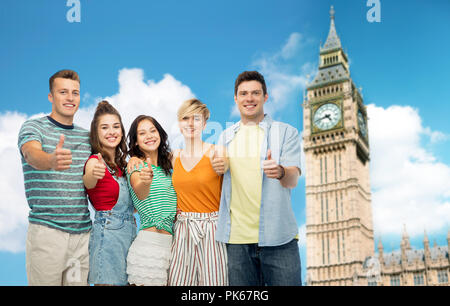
[168,98,228,286]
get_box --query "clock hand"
[315,113,332,123]
[315,115,328,123]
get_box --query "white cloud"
[368,104,450,238]
[0,112,30,252]
[0,69,195,253]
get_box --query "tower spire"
[321,5,342,53]
[330,5,335,20]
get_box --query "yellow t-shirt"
[228,124,264,244]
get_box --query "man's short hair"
[234,71,267,96]
[49,69,80,92]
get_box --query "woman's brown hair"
[89,100,128,176]
[127,115,173,176]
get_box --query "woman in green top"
[125,115,176,286]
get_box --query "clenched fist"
[50,134,72,171]
[262,149,284,180]
[210,146,228,175]
[92,153,106,180]
[140,158,154,184]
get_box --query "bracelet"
[277,165,286,180]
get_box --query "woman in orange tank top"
[167,98,229,286]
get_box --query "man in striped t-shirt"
[18,70,92,286]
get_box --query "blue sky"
[1,0,449,285]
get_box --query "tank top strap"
[204,143,215,158]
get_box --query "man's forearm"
[22,146,53,170]
[279,166,301,189]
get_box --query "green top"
[127,162,176,234]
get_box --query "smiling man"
[18,70,92,285]
[216,71,303,286]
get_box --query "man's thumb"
[267,149,272,160]
[56,134,65,149]
[211,148,217,160]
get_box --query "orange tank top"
[172,147,223,213]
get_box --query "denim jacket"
[216,114,302,247]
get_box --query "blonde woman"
[168,98,228,286]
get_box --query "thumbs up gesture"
[92,153,106,180]
[210,145,228,175]
[140,158,154,184]
[262,149,284,180]
[50,134,72,171]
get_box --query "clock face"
[313,103,341,131]
[357,110,367,138]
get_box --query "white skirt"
[126,230,172,286]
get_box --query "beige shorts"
[26,223,90,286]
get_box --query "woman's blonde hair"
[177,98,210,122]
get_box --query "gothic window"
[335,193,339,221]
[334,155,337,181]
[327,235,330,264]
[438,270,448,284]
[342,231,346,260]
[337,233,341,262]
[322,235,326,265]
[326,194,329,222]
[325,156,328,183]
[321,194,324,223]
[414,273,424,286]
[320,157,323,184]
[390,275,401,286]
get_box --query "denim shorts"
[88,210,136,285]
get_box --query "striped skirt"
[168,211,228,286]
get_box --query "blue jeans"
[226,239,302,286]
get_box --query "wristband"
[277,165,286,180]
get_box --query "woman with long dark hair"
[125,115,177,286]
[83,100,136,286]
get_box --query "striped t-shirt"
[18,116,92,233]
[127,162,176,234]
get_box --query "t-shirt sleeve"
[17,120,43,156]
[280,126,302,171]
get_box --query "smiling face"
[234,80,268,124]
[48,77,80,125]
[178,113,205,140]
[136,119,161,155]
[97,114,122,152]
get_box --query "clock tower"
[303,6,374,286]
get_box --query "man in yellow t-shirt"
[216,71,302,286]
[228,123,264,243]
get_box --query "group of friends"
[18,69,302,286]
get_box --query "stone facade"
[302,7,449,286]
[361,229,450,286]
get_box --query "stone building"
[303,6,449,286]
[362,228,450,286]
